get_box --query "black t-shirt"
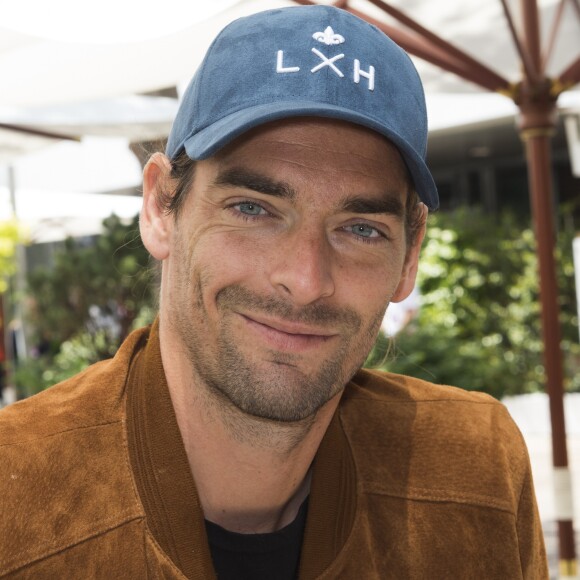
[205,498,309,580]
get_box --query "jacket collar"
[126,319,357,579]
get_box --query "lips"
[239,313,336,353]
[243,312,335,336]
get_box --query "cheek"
[334,253,405,309]
[192,232,272,297]
[227,235,273,272]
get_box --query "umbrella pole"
[519,96,577,577]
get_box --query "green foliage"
[368,209,579,399]
[17,215,156,394]
[0,220,24,293]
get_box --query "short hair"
[154,150,195,219]
[156,150,426,249]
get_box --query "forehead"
[211,117,411,192]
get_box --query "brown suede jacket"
[1,322,548,578]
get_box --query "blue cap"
[166,5,438,210]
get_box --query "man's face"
[158,118,422,423]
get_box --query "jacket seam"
[345,397,501,406]
[0,514,145,577]
[309,412,361,579]
[121,413,146,517]
[362,486,516,514]
[0,419,124,447]
[121,330,149,516]
[145,529,188,579]
[515,455,533,576]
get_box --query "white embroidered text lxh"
[276,24,375,91]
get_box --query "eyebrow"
[214,166,404,217]
[214,167,296,201]
[341,195,404,218]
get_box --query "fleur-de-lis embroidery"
[312,26,345,46]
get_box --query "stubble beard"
[170,278,384,424]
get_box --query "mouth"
[238,313,336,353]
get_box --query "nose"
[268,228,335,306]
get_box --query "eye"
[236,202,266,216]
[348,223,382,239]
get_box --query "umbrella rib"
[499,0,540,82]
[542,0,567,72]
[559,56,580,86]
[365,0,509,91]
[291,0,509,91]
[0,123,81,142]
[344,6,507,92]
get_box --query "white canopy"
[0,0,293,107]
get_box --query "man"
[1,5,547,578]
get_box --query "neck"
[159,325,342,534]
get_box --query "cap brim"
[183,101,439,210]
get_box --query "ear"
[140,153,174,261]
[390,205,428,303]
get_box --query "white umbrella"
[0,0,294,107]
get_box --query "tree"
[368,209,579,399]
[0,220,21,292]
[18,214,156,394]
